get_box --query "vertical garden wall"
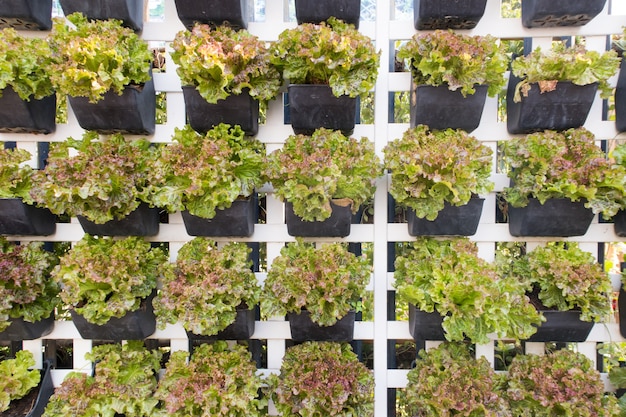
[1,0,626,415]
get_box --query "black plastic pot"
[413,0,487,30]
[0,0,52,30]
[287,84,357,136]
[410,84,487,133]
[614,210,626,237]
[506,75,597,134]
[0,314,55,341]
[186,306,255,340]
[0,87,56,134]
[619,287,626,339]
[288,310,355,342]
[407,198,484,237]
[521,0,607,28]
[173,0,249,30]
[59,0,143,32]
[0,199,56,236]
[285,200,352,237]
[526,310,594,342]
[508,198,594,237]
[70,292,156,340]
[182,87,259,136]
[181,194,257,237]
[408,304,445,341]
[68,71,156,135]
[294,0,361,28]
[77,203,160,237]
[616,62,626,133]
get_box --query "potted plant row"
[0,147,56,236]
[170,24,282,136]
[0,238,58,341]
[400,342,618,417]
[264,127,381,237]
[0,28,56,134]
[507,41,619,134]
[154,237,260,340]
[30,131,162,237]
[501,127,626,237]
[270,17,380,135]
[51,234,169,340]
[383,125,494,236]
[397,30,508,133]
[262,240,371,342]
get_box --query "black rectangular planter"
[186,307,255,340]
[288,310,355,342]
[77,203,160,237]
[508,198,594,237]
[59,0,144,32]
[285,200,352,237]
[619,287,626,339]
[0,0,52,30]
[0,315,55,341]
[413,0,487,30]
[295,0,361,28]
[614,210,626,237]
[526,310,594,342]
[181,195,257,237]
[506,75,597,134]
[410,84,487,133]
[407,197,484,236]
[287,84,357,136]
[68,71,156,135]
[182,86,259,136]
[70,292,156,340]
[174,0,248,30]
[0,199,56,236]
[0,87,56,134]
[408,304,446,341]
[521,0,606,28]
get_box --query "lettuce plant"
[0,28,54,100]
[268,342,374,417]
[270,17,380,98]
[394,237,542,344]
[0,238,58,332]
[30,131,163,224]
[155,123,265,219]
[397,30,508,97]
[0,147,35,202]
[43,341,162,417]
[264,127,382,222]
[171,24,281,104]
[501,127,626,218]
[155,341,266,417]
[52,235,170,325]
[384,125,494,220]
[48,13,152,103]
[511,41,620,102]
[401,342,509,417]
[505,349,619,417]
[0,350,41,412]
[154,238,260,336]
[510,242,613,323]
[262,240,371,326]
